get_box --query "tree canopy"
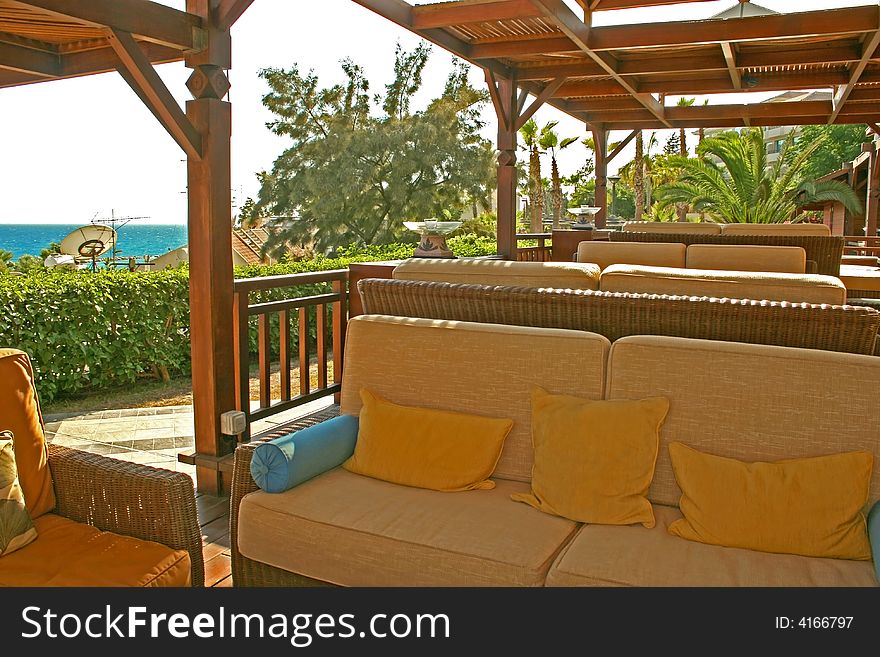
[248,45,495,254]
[788,124,871,181]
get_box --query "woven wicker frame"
[358,278,880,356]
[610,231,845,276]
[47,443,204,586]
[230,406,341,587]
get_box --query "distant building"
[703,91,833,164]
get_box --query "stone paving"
[43,398,335,481]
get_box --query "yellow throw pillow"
[511,387,669,527]
[1,431,38,557]
[343,388,513,491]
[667,442,873,560]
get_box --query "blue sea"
[0,223,188,259]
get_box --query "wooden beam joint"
[108,28,202,159]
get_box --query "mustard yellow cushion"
[511,388,669,527]
[343,388,513,491]
[667,442,873,560]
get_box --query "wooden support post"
[185,0,236,494]
[867,143,879,238]
[486,71,519,259]
[591,124,608,228]
[331,279,347,405]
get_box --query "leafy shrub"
[0,237,497,401]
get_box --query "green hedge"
[0,237,496,402]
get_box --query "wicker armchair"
[46,443,205,587]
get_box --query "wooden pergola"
[1,0,878,492]
[355,0,880,253]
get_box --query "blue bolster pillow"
[869,501,880,583]
[250,415,359,493]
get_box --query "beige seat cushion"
[721,223,831,236]
[576,241,686,269]
[545,505,876,587]
[599,264,847,304]
[685,244,806,273]
[392,258,600,290]
[238,469,578,587]
[341,316,610,482]
[839,264,880,292]
[622,221,722,235]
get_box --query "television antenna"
[91,209,150,261]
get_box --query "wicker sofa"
[230,315,880,586]
[610,230,844,276]
[0,349,203,586]
[357,278,880,356]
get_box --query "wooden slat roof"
[0,1,202,89]
[356,0,880,129]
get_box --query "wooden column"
[591,124,608,229]
[867,142,879,238]
[186,0,235,494]
[486,72,519,260]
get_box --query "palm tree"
[519,118,544,232]
[655,128,862,223]
[675,98,696,220]
[634,131,645,220]
[539,122,578,228]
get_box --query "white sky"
[0,0,871,224]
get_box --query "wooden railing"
[233,270,348,441]
[515,233,552,261]
[843,236,880,257]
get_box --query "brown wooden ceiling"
[0,1,202,89]
[356,0,880,129]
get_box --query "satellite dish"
[43,254,79,270]
[151,246,189,270]
[59,224,117,268]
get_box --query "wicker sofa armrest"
[230,405,340,583]
[47,444,204,587]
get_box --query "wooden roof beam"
[607,129,637,163]
[0,39,59,77]
[412,0,544,29]
[107,28,202,160]
[9,0,204,51]
[352,0,511,78]
[556,68,853,98]
[215,0,255,31]
[591,0,718,9]
[830,27,880,124]
[530,0,670,127]
[587,6,878,50]
[720,42,741,90]
[515,77,567,130]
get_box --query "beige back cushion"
[607,336,880,507]
[685,244,806,273]
[599,265,847,304]
[392,258,600,290]
[622,221,722,235]
[341,316,611,482]
[577,241,687,270]
[721,223,831,236]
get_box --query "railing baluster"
[258,313,271,410]
[299,306,309,396]
[332,278,347,404]
[279,309,291,402]
[316,303,328,389]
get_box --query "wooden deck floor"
[197,493,232,587]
